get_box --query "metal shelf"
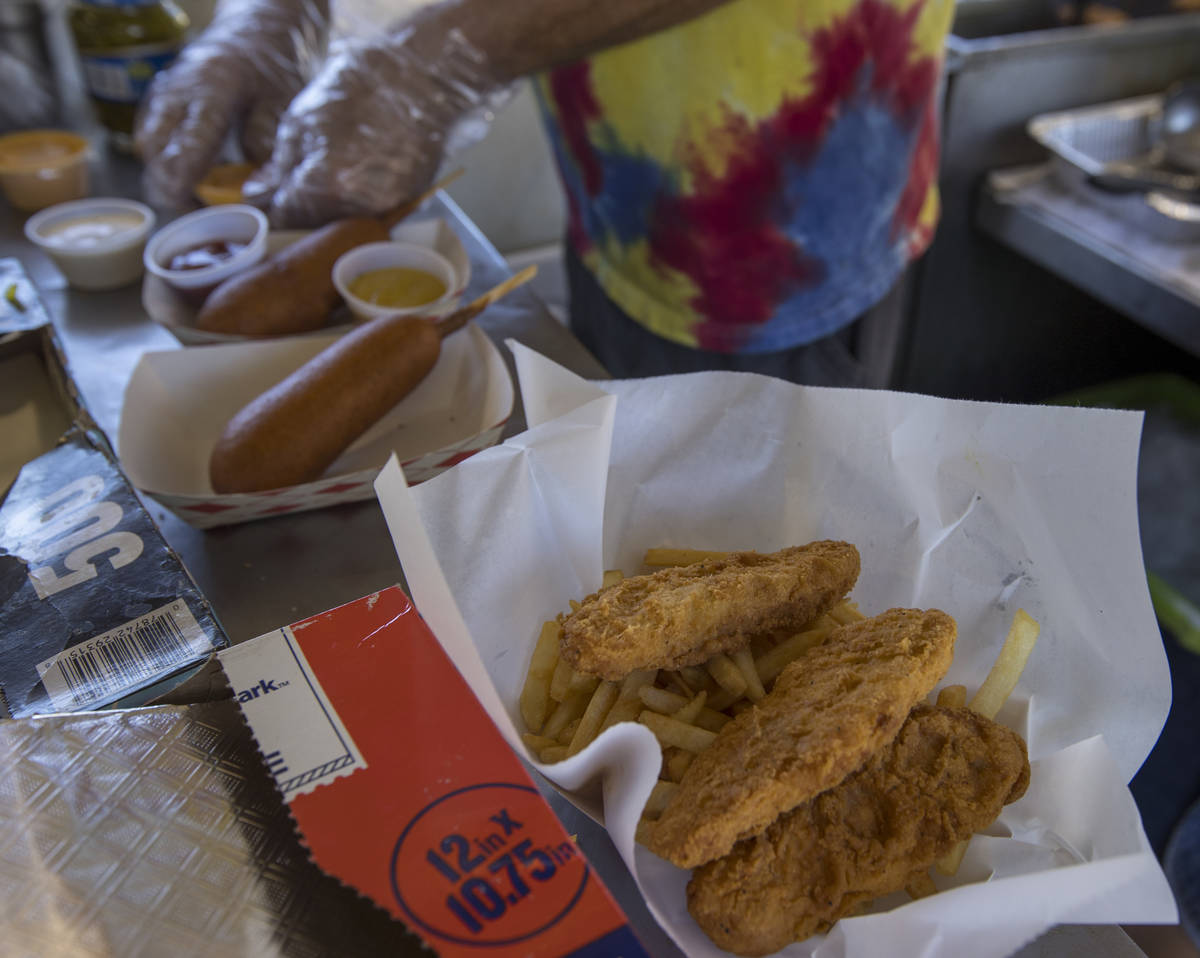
[977,164,1200,358]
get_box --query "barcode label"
[36,600,212,711]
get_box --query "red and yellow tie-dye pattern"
[535,0,952,353]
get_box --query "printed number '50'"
[15,475,144,599]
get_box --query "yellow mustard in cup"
[347,266,449,310]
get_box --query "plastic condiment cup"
[0,130,90,212]
[194,163,257,206]
[25,197,155,291]
[143,204,270,301]
[332,241,459,322]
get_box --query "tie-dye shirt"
[534,0,953,354]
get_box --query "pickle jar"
[68,0,190,151]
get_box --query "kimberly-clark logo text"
[235,677,289,702]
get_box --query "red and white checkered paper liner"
[119,322,513,528]
[148,419,508,528]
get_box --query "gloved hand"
[135,0,329,209]
[0,52,56,132]
[243,18,506,227]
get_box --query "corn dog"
[208,267,535,493]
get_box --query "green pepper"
[4,282,25,312]
[1148,572,1200,655]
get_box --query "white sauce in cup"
[38,212,146,249]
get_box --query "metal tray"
[1028,94,1200,242]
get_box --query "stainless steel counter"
[978,164,1200,359]
[896,7,1200,400]
[1,142,1163,958]
[0,146,694,955]
[0,151,605,642]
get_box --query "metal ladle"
[1158,78,1200,172]
[1088,79,1200,200]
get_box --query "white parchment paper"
[374,343,1177,957]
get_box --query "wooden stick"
[435,265,538,338]
[380,168,468,229]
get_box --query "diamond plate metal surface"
[0,702,428,957]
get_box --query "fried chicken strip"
[559,541,860,680]
[687,704,1031,956]
[647,608,956,868]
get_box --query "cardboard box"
[1,586,648,956]
[217,586,646,956]
[0,257,228,718]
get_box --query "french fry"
[643,547,729,567]
[599,669,657,732]
[754,625,831,685]
[706,653,748,697]
[601,569,625,589]
[543,690,590,740]
[906,870,938,899]
[969,609,1041,720]
[678,666,712,692]
[934,840,969,876]
[549,656,575,703]
[566,670,601,698]
[938,610,1041,876]
[663,747,695,782]
[665,671,695,697]
[638,686,691,714]
[540,745,569,764]
[694,710,732,734]
[829,600,866,625]
[644,780,679,817]
[637,687,731,733]
[705,686,744,712]
[749,632,780,658]
[671,689,708,725]
[519,620,561,733]
[557,718,581,744]
[731,647,766,701]
[638,710,719,753]
[936,684,968,708]
[567,680,620,757]
[521,732,558,753]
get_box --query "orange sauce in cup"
[0,130,90,212]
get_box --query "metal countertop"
[0,138,1161,958]
[0,142,692,955]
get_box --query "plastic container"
[143,204,269,301]
[0,130,90,212]
[194,163,257,207]
[67,0,190,151]
[1027,95,1200,242]
[332,242,460,322]
[25,197,155,290]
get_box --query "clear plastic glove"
[0,52,56,132]
[243,20,507,228]
[135,0,328,209]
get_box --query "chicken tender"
[647,608,956,868]
[559,541,860,680]
[687,704,1030,956]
